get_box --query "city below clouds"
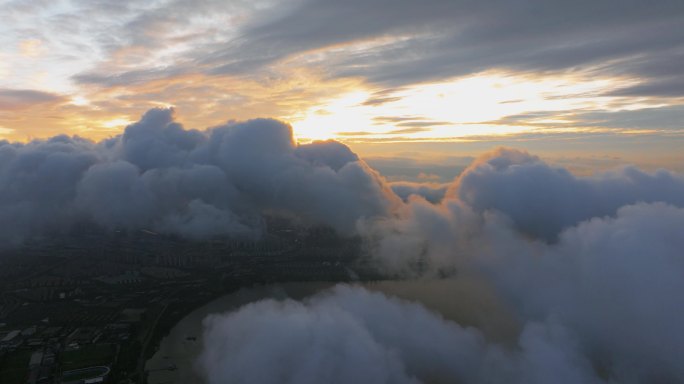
[1,2,684,383]
[1,108,681,383]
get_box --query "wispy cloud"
[0,89,65,110]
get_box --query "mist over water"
[191,145,684,383]
[147,280,515,384]
[146,283,334,383]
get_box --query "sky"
[1,0,683,171]
[2,2,684,382]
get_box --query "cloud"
[429,201,684,383]
[19,38,43,57]
[336,131,376,136]
[360,148,684,278]
[0,108,398,246]
[0,89,65,110]
[199,287,424,384]
[199,285,606,384]
[372,116,433,124]
[200,169,684,383]
[483,105,684,132]
[390,181,447,204]
[8,0,681,147]
[607,78,684,97]
[198,0,684,96]
[395,121,452,128]
[364,156,470,183]
[0,134,100,244]
[3,115,681,247]
[386,128,430,135]
[76,160,156,229]
[362,96,403,106]
[450,147,684,239]
[118,107,207,170]
[351,148,684,382]
[62,0,684,102]
[3,107,684,382]
[497,203,684,381]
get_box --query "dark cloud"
[203,0,684,94]
[571,106,684,130]
[76,160,157,228]
[73,67,189,87]
[71,0,684,100]
[483,105,684,131]
[362,96,403,106]
[0,89,65,110]
[294,140,360,171]
[194,144,684,382]
[4,107,684,382]
[450,147,684,239]
[479,111,565,127]
[0,108,398,246]
[607,78,684,97]
[6,110,679,246]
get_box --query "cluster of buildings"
[0,223,371,383]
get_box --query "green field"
[0,350,31,384]
[60,344,116,371]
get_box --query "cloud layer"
[191,138,684,383]
[0,108,397,245]
[3,108,684,382]
[450,147,684,239]
[200,202,684,383]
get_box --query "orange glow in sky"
[0,0,681,170]
[289,72,637,142]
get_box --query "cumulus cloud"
[196,146,684,384]
[0,135,100,244]
[486,202,684,382]
[3,108,684,382]
[200,202,684,383]
[199,286,606,384]
[390,181,448,203]
[0,108,397,246]
[450,147,684,240]
[362,148,684,277]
